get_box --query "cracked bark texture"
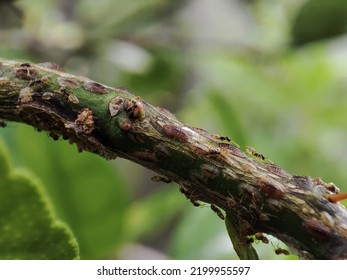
[0,58,347,260]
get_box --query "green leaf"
[0,142,79,260]
[4,124,129,259]
[291,0,347,46]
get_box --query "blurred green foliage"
[1,0,347,260]
[0,142,79,259]
[291,0,347,46]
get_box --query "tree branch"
[0,58,347,259]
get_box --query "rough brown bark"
[0,58,347,259]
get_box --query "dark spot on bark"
[162,124,189,142]
[84,81,111,94]
[57,77,81,89]
[302,219,332,241]
[15,68,38,80]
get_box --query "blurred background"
[1,0,347,260]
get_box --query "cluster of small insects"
[12,62,339,260]
[55,77,84,106]
[11,62,149,153]
[75,108,94,135]
[14,62,83,108]
[125,97,145,120]
[254,232,269,244]
[108,96,146,133]
[13,63,55,108]
[245,233,291,256]
[312,178,347,203]
[108,95,147,135]
[274,248,290,256]
[245,232,269,245]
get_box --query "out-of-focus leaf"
[78,0,187,39]
[124,186,188,242]
[119,48,189,108]
[0,1,23,28]
[291,0,347,46]
[0,142,79,260]
[169,206,237,259]
[208,90,247,148]
[4,124,129,259]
